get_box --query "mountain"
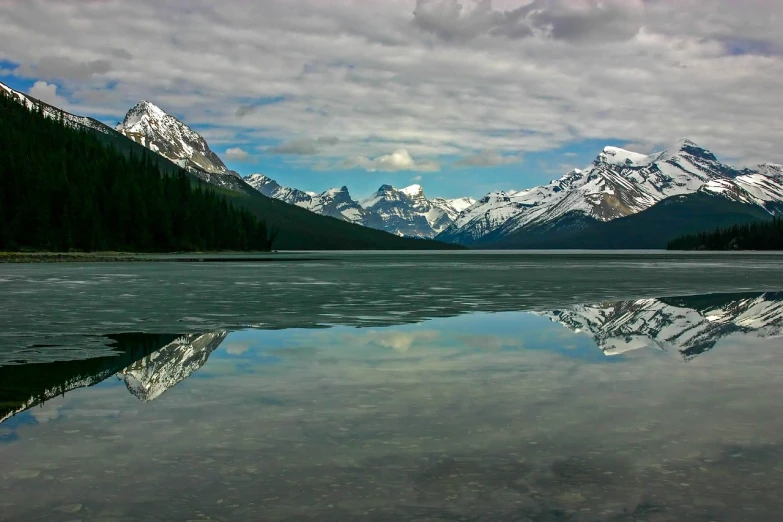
[541,292,783,360]
[438,140,783,246]
[1,80,459,251]
[116,101,243,190]
[484,192,772,249]
[117,332,228,402]
[245,175,475,238]
[0,88,274,253]
[360,184,476,238]
[111,98,476,239]
[244,174,382,227]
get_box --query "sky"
[2,0,783,200]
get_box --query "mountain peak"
[121,100,169,128]
[323,185,351,197]
[244,173,274,184]
[596,146,654,168]
[401,184,424,197]
[671,138,718,162]
[116,99,231,178]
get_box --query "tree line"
[0,92,275,252]
[667,217,783,250]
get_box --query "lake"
[2,252,783,521]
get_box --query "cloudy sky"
[2,0,782,199]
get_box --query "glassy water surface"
[2,252,783,521]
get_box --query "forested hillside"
[668,217,783,250]
[0,92,273,252]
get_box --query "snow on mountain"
[541,292,783,360]
[116,332,228,402]
[245,175,471,237]
[1,80,116,136]
[245,173,315,207]
[116,101,242,189]
[359,183,470,238]
[438,140,783,245]
[244,174,379,226]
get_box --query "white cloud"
[1,0,783,169]
[345,149,440,172]
[225,147,250,161]
[223,340,251,355]
[28,80,67,107]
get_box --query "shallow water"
[2,252,783,521]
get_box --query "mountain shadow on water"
[0,333,226,425]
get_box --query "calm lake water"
[2,252,783,521]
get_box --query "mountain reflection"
[0,332,226,424]
[117,332,227,402]
[544,291,783,360]
[2,291,782,426]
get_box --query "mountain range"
[0,80,457,250]
[4,78,782,248]
[246,174,475,237]
[438,141,783,247]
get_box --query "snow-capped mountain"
[244,174,381,226]
[1,80,116,136]
[116,101,243,189]
[542,292,783,360]
[360,184,476,238]
[116,332,228,402]
[245,175,475,237]
[438,140,783,245]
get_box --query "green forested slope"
[0,91,459,251]
[668,217,783,250]
[0,93,273,252]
